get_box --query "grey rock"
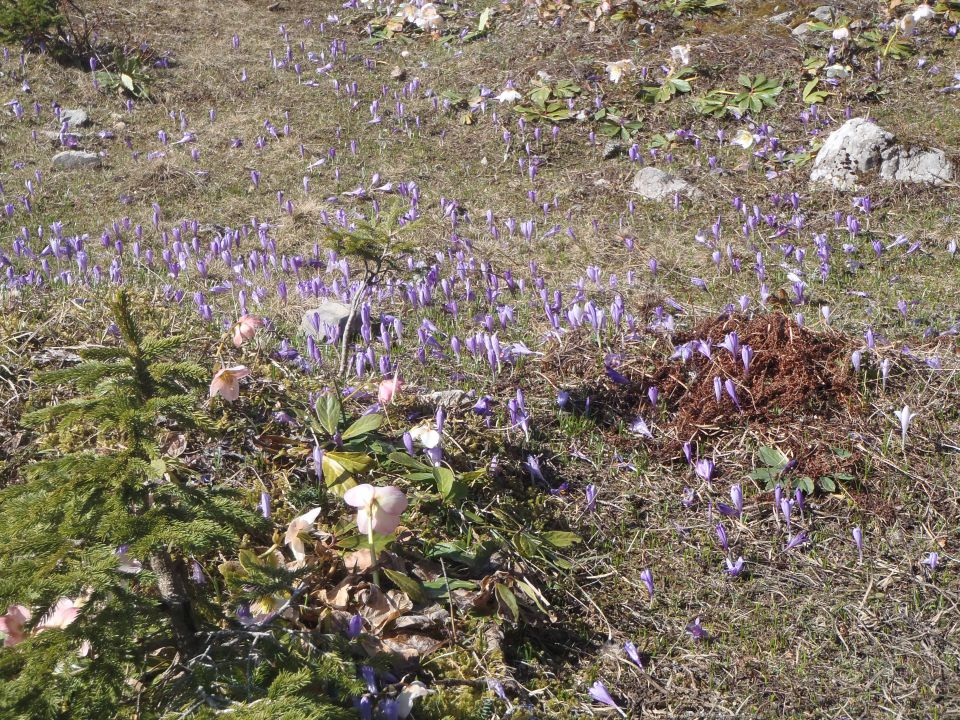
[810,118,893,190]
[60,108,90,128]
[631,166,702,202]
[808,5,835,22]
[791,21,814,36]
[768,10,795,24]
[300,301,355,340]
[40,130,83,143]
[602,140,623,160]
[418,389,473,408]
[52,150,101,170]
[880,147,953,185]
[811,117,954,189]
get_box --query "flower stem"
[368,524,380,587]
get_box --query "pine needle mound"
[652,312,855,442]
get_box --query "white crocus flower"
[415,3,442,30]
[495,86,523,103]
[912,3,935,22]
[731,128,755,149]
[894,406,917,450]
[832,26,850,41]
[408,423,441,448]
[605,59,634,84]
[825,64,851,79]
[670,44,691,67]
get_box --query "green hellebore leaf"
[383,569,427,604]
[322,451,372,495]
[341,413,383,440]
[541,531,582,548]
[495,583,520,623]
[315,394,342,435]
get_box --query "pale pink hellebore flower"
[343,484,408,535]
[232,315,263,347]
[36,598,81,632]
[284,507,323,565]
[209,365,251,402]
[0,605,31,647]
[378,375,402,405]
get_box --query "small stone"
[60,108,90,128]
[301,301,380,341]
[418,389,473,408]
[808,5,836,22]
[602,140,623,159]
[41,130,83,143]
[768,10,795,24]
[301,301,355,341]
[880,147,954,185]
[791,21,813,36]
[52,150,101,170]
[390,66,406,81]
[631,166,702,202]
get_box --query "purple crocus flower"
[259,491,271,519]
[605,364,630,385]
[717,501,738,518]
[624,641,645,669]
[640,568,654,599]
[852,527,863,564]
[361,665,377,694]
[425,446,443,466]
[556,390,571,410]
[472,396,493,416]
[313,444,324,478]
[347,613,363,639]
[741,345,754,375]
[720,331,740,357]
[725,556,745,577]
[686,617,708,641]
[695,458,715,483]
[356,696,373,720]
[724,379,741,410]
[730,484,743,516]
[630,416,653,438]
[436,406,447,434]
[922,552,939,571]
[526,455,545,484]
[585,484,598,512]
[588,682,625,716]
[785,531,808,551]
[378,699,399,720]
[716,522,729,551]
